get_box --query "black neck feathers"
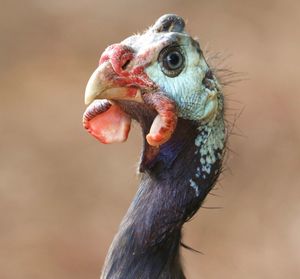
[101,115,225,279]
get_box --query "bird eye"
[159,46,185,77]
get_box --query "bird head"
[83,14,223,167]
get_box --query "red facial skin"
[143,92,177,146]
[99,44,156,90]
[83,43,178,147]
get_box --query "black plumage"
[102,112,223,279]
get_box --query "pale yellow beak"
[84,62,143,105]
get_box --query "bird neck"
[101,113,225,279]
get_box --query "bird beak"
[84,61,143,105]
[83,60,177,148]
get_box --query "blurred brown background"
[1,0,299,278]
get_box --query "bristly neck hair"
[101,99,225,279]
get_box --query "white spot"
[202,164,211,174]
[195,116,225,169]
[189,179,199,197]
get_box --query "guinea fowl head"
[83,14,225,279]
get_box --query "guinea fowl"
[83,14,226,279]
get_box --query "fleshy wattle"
[83,100,131,144]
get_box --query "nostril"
[122,59,131,70]
[108,44,134,73]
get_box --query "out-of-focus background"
[1,0,299,278]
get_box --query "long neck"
[101,114,225,279]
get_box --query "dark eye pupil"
[167,52,180,68]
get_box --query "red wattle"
[143,93,178,147]
[83,102,131,144]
